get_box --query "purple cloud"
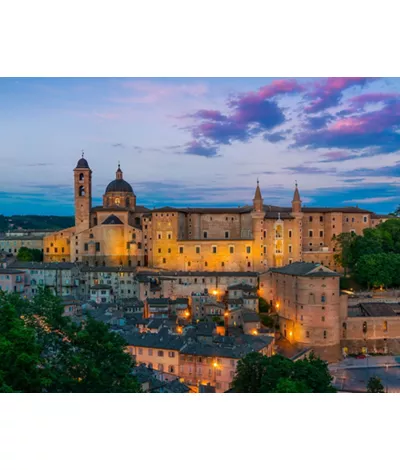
[263,131,287,143]
[294,97,400,154]
[347,92,400,111]
[183,79,304,155]
[319,150,357,162]
[304,77,376,113]
[284,165,336,175]
[184,140,219,158]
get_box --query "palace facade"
[43,154,391,272]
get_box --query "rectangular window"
[157,350,164,357]
[158,248,161,253]
[323,330,327,339]
[179,246,184,254]
[163,258,166,264]
[246,246,251,254]
[168,351,175,358]
[196,246,200,254]
[288,230,292,238]
[54,247,58,253]
[225,231,229,238]
[309,216,313,222]
[309,230,313,237]
[95,242,100,252]
[363,216,368,223]
[320,216,323,222]
[229,246,234,254]
[306,331,310,338]
[203,231,208,239]
[138,348,143,355]
[212,246,217,254]
[288,245,292,253]
[319,230,323,237]
[167,232,172,240]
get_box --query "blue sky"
[0,77,399,215]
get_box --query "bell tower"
[74,151,92,233]
[252,179,266,271]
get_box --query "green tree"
[17,247,43,262]
[274,377,311,393]
[258,297,271,313]
[232,352,335,393]
[231,352,270,393]
[0,288,141,393]
[354,253,399,288]
[367,376,385,393]
[333,232,356,274]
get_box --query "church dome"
[105,164,134,194]
[105,179,133,193]
[76,151,89,169]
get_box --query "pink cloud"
[305,77,376,113]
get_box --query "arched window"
[115,197,120,206]
[79,186,85,196]
[362,321,368,334]
[79,173,84,182]
[321,293,326,303]
[383,321,388,332]
[275,225,282,238]
[126,197,130,207]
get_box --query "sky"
[0,77,399,216]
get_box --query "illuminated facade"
[43,154,391,272]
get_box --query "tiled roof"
[269,261,341,277]
[0,268,25,274]
[348,302,400,318]
[10,261,77,270]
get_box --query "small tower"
[253,179,264,212]
[74,151,92,233]
[292,181,302,214]
[251,179,266,272]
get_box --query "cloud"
[294,98,400,154]
[183,79,304,153]
[284,165,336,175]
[183,140,220,158]
[344,196,399,204]
[304,77,376,113]
[319,150,358,162]
[339,161,400,178]
[347,92,400,111]
[263,131,287,143]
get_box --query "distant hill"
[0,215,75,232]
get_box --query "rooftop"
[269,262,341,277]
[348,302,400,318]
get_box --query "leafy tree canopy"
[232,352,336,393]
[0,288,141,393]
[333,219,400,288]
[17,247,43,262]
[367,376,385,393]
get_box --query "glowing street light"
[212,289,218,296]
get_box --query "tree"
[17,247,43,262]
[354,253,400,289]
[367,376,385,393]
[333,232,356,274]
[0,288,141,393]
[232,352,335,393]
[259,297,271,313]
[274,377,311,393]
